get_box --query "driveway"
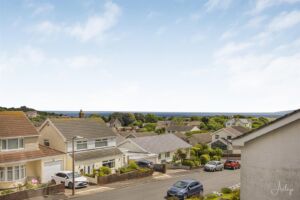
[71,169,240,200]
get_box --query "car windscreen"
[173,181,188,189]
[207,161,216,165]
[67,172,81,178]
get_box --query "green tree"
[145,114,158,123]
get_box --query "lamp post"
[72,136,83,196]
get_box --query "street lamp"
[72,136,83,196]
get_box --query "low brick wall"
[97,169,153,185]
[0,184,65,200]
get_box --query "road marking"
[75,186,115,195]
[153,174,171,180]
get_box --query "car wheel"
[68,182,73,189]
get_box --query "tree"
[145,114,158,123]
[143,123,156,131]
[171,117,185,125]
[134,113,145,122]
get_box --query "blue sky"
[1,0,300,112]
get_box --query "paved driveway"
[72,169,240,200]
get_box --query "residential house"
[38,118,125,175]
[25,111,38,118]
[233,109,300,200]
[209,126,249,154]
[166,125,200,134]
[225,118,252,129]
[0,112,65,189]
[118,134,191,163]
[187,133,212,146]
[108,118,122,130]
[184,121,201,127]
[118,132,157,139]
[155,121,172,130]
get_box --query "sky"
[0,0,300,112]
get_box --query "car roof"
[57,171,72,174]
[178,179,198,184]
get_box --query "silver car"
[204,161,224,172]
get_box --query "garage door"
[44,160,63,182]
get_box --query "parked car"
[51,171,88,188]
[204,161,224,172]
[166,179,203,200]
[136,160,154,168]
[224,160,241,170]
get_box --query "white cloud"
[252,0,300,14]
[25,1,54,16]
[215,42,252,57]
[220,30,237,40]
[204,0,232,12]
[65,56,103,70]
[245,15,268,28]
[67,2,121,42]
[32,21,62,35]
[267,10,300,32]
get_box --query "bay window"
[0,167,5,181]
[7,167,13,181]
[95,138,108,148]
[0,165,26,181]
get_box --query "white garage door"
[44,160,63,182]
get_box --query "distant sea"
[48,110,293,118]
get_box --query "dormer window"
[95,139,108,148]
[0,138,24,151]
[44,139,50,147]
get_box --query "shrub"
[205,193,218,199]
[212,155,221,161]
[214,148,223,157]
[200,154,210,165]
[0,189,14,195]
[193,160,200,167]
[232,189,240,200]
[128,161,139,170]
[221,187,232,194]
[182,160,195,167]
[100,166,111,175]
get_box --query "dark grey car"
[166,179,203,200]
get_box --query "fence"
[0,184,64,200]
[97,169,153,185]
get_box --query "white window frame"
[0,138,24,151]
[76,140,88,150]
[102,159,115,168]
[95,138,108,148]
[0,165,26,182]
[165,152,170,158]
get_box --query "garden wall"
[0,184,64,200]
[97,169,153,185]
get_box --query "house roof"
[214,126,250,138]
[0,111,38,138]
[119,132,157,138]
[74,147,123,161]
[233,109,300,146]
[49,118,116,141]
[166,125,198,132]
[227,118,252,124]
[173,132,188,140]
[0,145,64,164]
[188,133,212,144]
[129,134,191,154]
